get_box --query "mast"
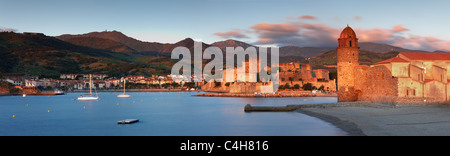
[123,79,126,94]
[89,74,92,95]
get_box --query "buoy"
[12,115,15,118]
[117,103,119,105]
[48,110,50,113]
[83,106,86,109]
[26,104,29,107]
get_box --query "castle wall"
[229,82,259,93]
[357,65,399,102]
[424,81,447,101]
[313,69,330,81]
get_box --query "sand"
[296,103,450,136]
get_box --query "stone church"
[338,26,450,103]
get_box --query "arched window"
[349,41,352,47]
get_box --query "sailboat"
[77,74,99,101]
[117,79,130,98]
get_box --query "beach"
[296,102,450,136]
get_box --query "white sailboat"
[77,74,99,101]
[117,79,130,98]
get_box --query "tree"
[171,82,179,88]
[293,84,300,89]
[319,85,325,90]
[214,80,221,87]
[302,83,313,91]
[284,83,290,89]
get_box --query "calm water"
[0,92,345,136]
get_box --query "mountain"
[310,50,400,71]
[57,30,165,53]
[56,31,212,55]
[359,42,423,53]
[211,39,255,50]
[279,46,334,58]
[64,37,137,52]
[0,32,174,78]
[4,29,444,79]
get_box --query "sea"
[0,92,346,136]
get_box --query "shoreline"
[245,102,450,136]
[296,102,450,136]
[0,89,199,96]
[295,108,366,136]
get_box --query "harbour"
[0,92,345,136]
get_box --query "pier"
[244,102,398,112]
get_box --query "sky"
[1,0,450,51]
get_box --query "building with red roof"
[338,26,450,103]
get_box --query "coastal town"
[0,61,337,96]
[0,73,189,95]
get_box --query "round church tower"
[337,25,359,102]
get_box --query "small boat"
[54,89,65,95]
[117,119,139,124]
[117,79,130,98]
[117,94,131,98]
[77,94,99,101]
[77,74,99,101]
[22,94,26,97]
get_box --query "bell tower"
[337,25,359,102]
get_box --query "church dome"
[340,26,357,38]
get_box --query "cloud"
[355,27,397,43]
[299,15,317,20]
[250,21,338,47]
[217,16,450,51]
[250,22,302,46]
[392,24,409,33]
[392,34,450,51]
[214,30,249,39]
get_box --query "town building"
[337,26,450,103]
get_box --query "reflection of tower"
[337,25,359,102]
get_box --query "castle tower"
[337,25,359,102]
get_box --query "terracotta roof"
[374,57,409,65]
[399,52,450,61]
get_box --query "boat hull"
[117,94,131,98]
[77,96,99,101]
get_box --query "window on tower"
[349,41,352,47]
